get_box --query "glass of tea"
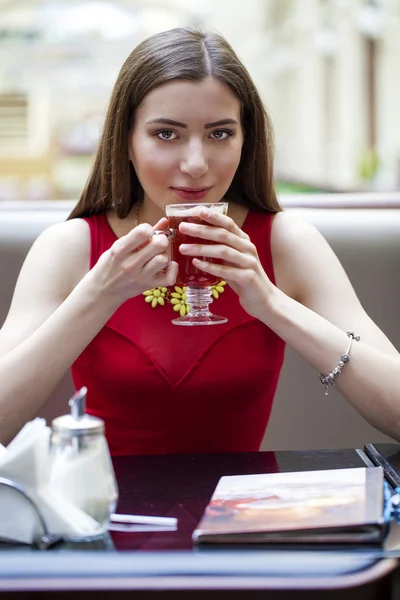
[165,202,228,326]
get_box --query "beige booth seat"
[0,197,399,450]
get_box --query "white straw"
[110,513,177,527]
[109,523,177,533]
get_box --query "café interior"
[1,0,400,597]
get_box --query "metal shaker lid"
[51,387,104,436]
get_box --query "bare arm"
[0,219,116,443]
[0,217,177,444]
[267,212,400,439]
[179,208,400,440]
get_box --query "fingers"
[141,254,178,286]
[191,258,243,282]
[111,224,169,263]
[153,217,169,231]
[179,219,250,251]
[105,219,178,291]
[141,251,170,277]
[180,243,255,269]
[155,260,178,287]
[192,257,257,287]
[198,208,250,240]
[111,224,153,256]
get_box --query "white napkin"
[0,419,100,545]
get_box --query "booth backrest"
[0,197,399,450]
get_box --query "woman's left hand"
[178,208,275,319]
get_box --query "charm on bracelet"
[319,331,360,396]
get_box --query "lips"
[171,186,212,201]
[173,187,211,192]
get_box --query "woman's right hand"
[89,218,178,305]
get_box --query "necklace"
[143,280,227,315]
[134,199,142,228]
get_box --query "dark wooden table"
[0,449,398,599]
[111,449,365,550]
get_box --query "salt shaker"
[49,387,118,540]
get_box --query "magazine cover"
[193,467,385,544]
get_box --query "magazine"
[364,443,400,489]
[193,467,386,545]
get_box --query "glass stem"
[185,286,213,317]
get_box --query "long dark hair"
[69,27,281,220]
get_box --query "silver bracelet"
[319,330,361,396]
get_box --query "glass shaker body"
[49,413,118,541]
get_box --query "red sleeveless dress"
[71,210,285,456]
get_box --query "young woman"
[0,28,399,455]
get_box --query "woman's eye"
[210,129,233,140]
[155,129,177,141]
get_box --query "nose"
[180,138,209,179]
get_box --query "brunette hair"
[69,27,281,220]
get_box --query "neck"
[138,198,167,227]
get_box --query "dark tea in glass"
[168,214,224,288]
[165,202,228,326]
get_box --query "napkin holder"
[0,476,62,549]
[0,388,118,549]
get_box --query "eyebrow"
[146,118,239,129]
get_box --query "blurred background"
[0,0,399,202]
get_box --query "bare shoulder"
[0,218,92,356]
[36,217,89,248]
[270,210,335,300]
[269,211,399,358]
[22,217,91,297]
[271,209,322,246]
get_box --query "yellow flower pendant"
[142,281,226,315]
[170,286,190,317]
[143,287,168,308]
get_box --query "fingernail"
[180,244,188,253]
